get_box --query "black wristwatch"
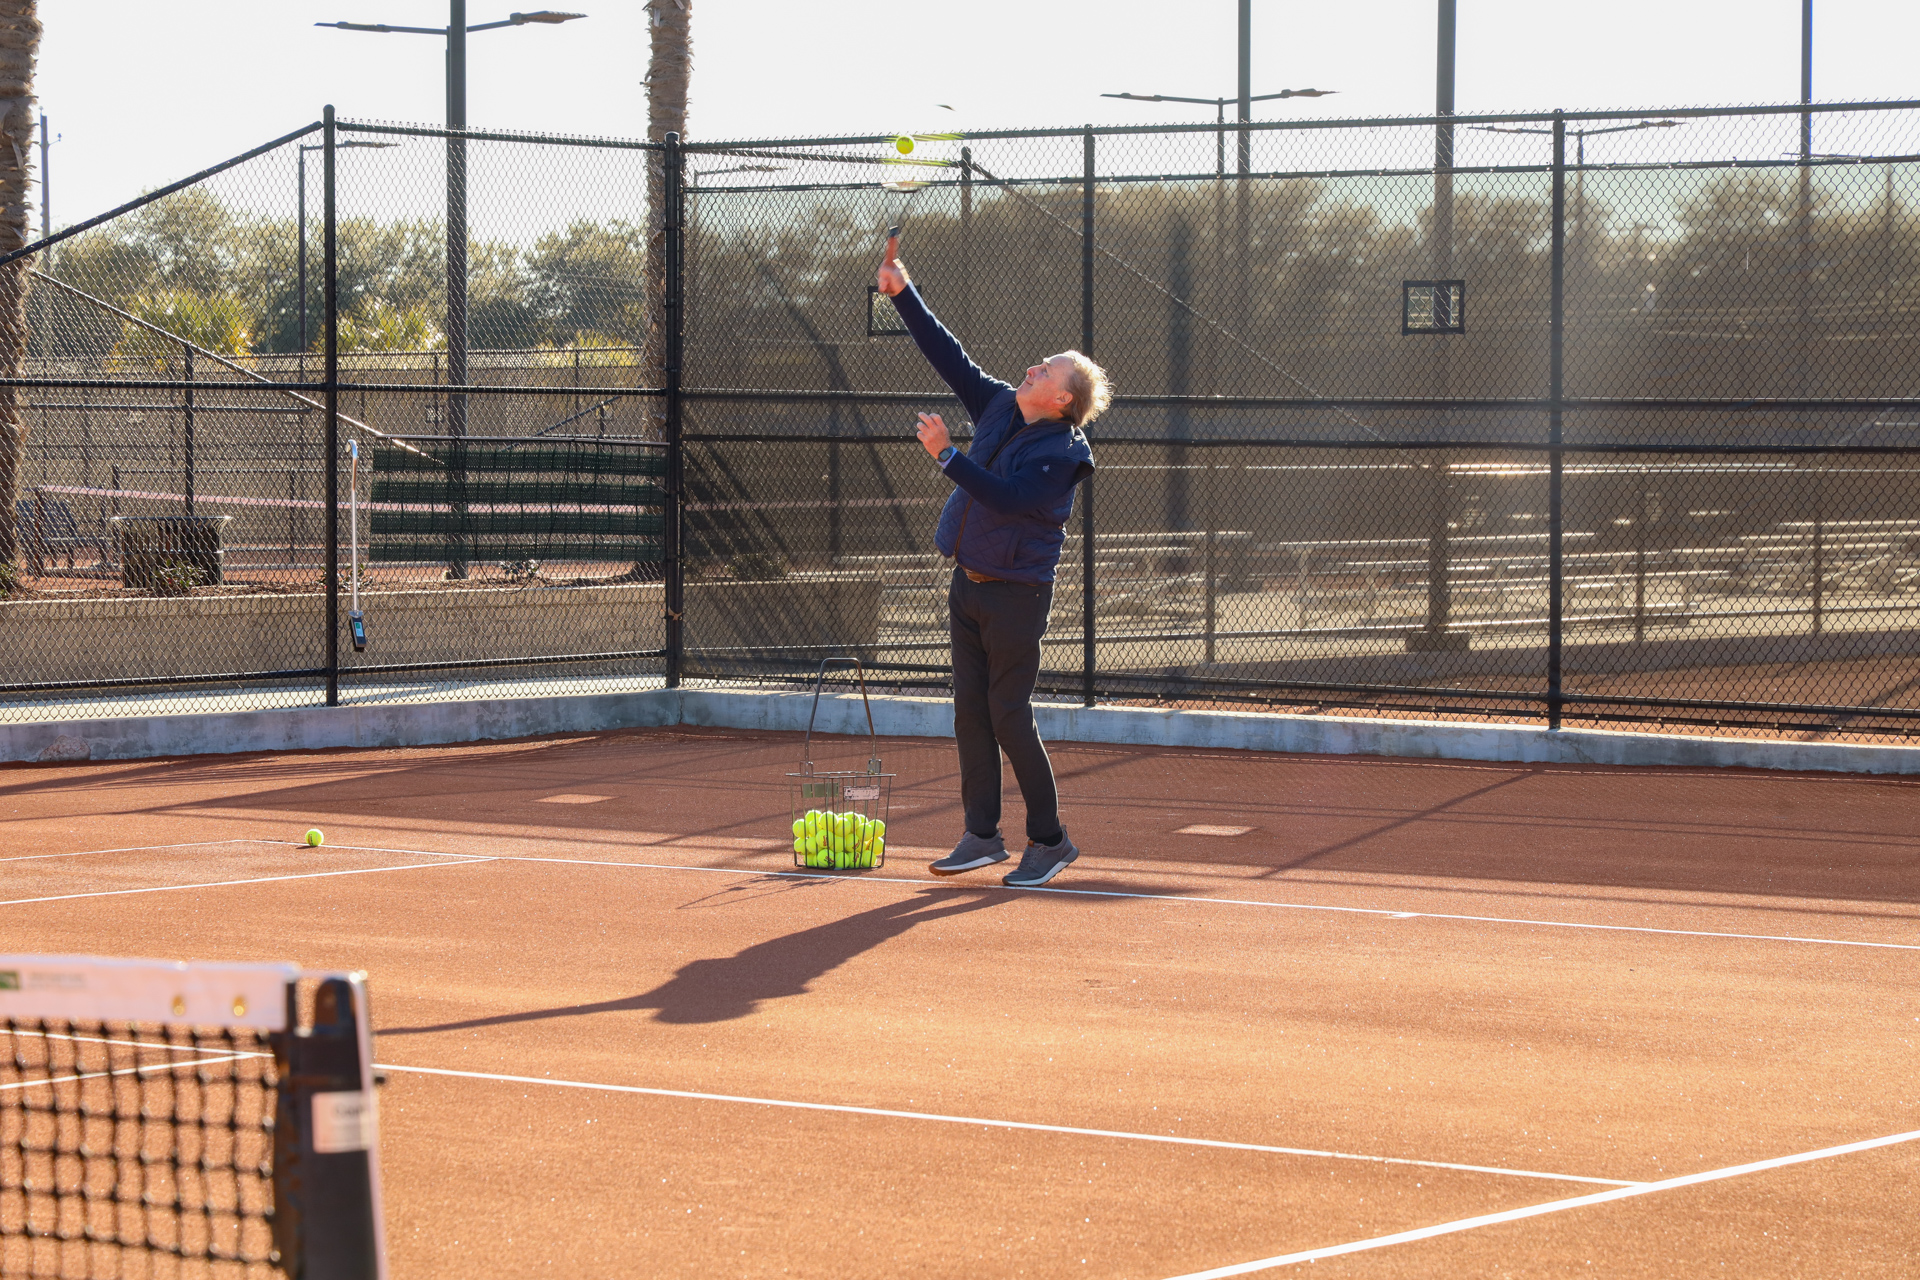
[936,445,957,466]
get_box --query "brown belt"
[963,569,1003,584]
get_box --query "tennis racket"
[880,179,932,242]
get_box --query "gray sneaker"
[1002,833,1080,887]
[929,830,1008,876]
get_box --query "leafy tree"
[117,289,254,360]
[337,298,442,352]
[526,219,646,343]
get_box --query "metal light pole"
[36,114,54,246]
[318,7,585,577]
[1102,89,1333,177]
[1414,0,1460,650]
[1799,0,1818,632]
[1237,0,1252,174]
[1473,120,1681,280]
[1802,0,1814,160]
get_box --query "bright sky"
[36,0,1920,233]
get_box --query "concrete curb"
[0,690,682,765]
[678,690,1920,775]
[6,687,1919,776]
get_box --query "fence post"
[182,345,195,516]
[1812,500,1824,636]
[323,105,340,708]
[960,146,973,331]
[1634,475,1648,644]
[1080,126,1096,708]
[663,130,685,688]
[1547,111,1566,731]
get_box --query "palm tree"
[642,0,689,440]
[0,0,36,572]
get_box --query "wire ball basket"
[788,658,894,870]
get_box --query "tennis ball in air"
[894,135,915,155]
[304,829,324,847]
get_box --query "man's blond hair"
[1057,351,1112,428]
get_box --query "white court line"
[0,838,260,864]
[31,839,1920,953]
[1160,1126,1920,1278]
[372,1060,1636,1188]
[0,1053,250,1093]
[0,857,493,907]
[317,841,1920,953]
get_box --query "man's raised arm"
[878,234,1008,422]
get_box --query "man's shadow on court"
[381,887,1009,1031]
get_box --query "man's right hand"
[877,234,909,297]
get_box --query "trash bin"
[112,515,232,589]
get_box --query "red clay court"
[4,726,1917,1277]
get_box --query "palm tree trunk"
[0,1,37,569]
[643,0,689,439]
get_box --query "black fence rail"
[5,101,1920,739]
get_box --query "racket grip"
[886,225,900,239]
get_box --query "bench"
[369,435,666,567]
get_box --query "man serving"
[877,234,1109,887]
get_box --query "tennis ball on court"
[304,829,324,847]
[894,135,915,155]
[792,818,805,838]
[872,819,886,839]
[793,837,806,855]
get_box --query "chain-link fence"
[6,101,1920,739]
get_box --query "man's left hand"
[916,412,951,459]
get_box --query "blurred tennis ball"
[792,817,805,837]
[304,829,324,847]
[894,135,914,155]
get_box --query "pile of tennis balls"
[793,809,885,869]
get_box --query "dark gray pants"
[948,566,1060,843]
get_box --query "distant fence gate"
[7,99,1920,740]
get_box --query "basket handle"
[803,656,880,774]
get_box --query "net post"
[1547,110,1567,731]
[664,130,685,688]
[324,105,340,708]
[1081,126,1096,709]
[275,973,386,1280]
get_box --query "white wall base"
[5,686,1918,775]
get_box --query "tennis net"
[1,955,385,1280]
